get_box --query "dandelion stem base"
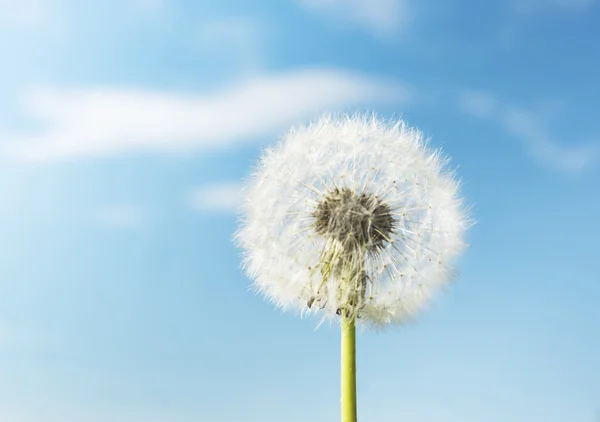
[341,313,357,422]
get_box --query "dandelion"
[235,113,470,422]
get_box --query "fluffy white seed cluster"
[235,114,469,327]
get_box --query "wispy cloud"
[457,90,599,174]
[1,69,409,162]
[501,108,598,173]
[186,183,242,213]
[95,205,145,228]
[296,0,411,37]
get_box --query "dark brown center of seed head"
[313,187,394,252]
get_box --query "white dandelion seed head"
[235,113,470,328]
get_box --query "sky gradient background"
[0,0,599,421]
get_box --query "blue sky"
[0,0,599,421]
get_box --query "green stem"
[341,312,357,422]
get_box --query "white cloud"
[95,205,145,228]
[186,183,242,213]
[1,68,409,162]
[456,90,599,174]
[297,0,411,36]
[501,108,598,173]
